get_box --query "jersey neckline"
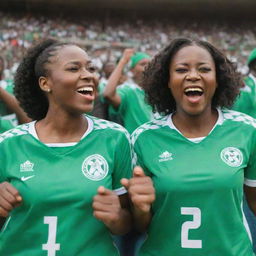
[167,108,224,143]
[28,115,93,147]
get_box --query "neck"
[172,108,218,138]
[35,109,88,143]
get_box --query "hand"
[0,182,22,217]
[120,48,135,64]
[92,186,122,226]
[121,166,155,214]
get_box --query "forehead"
[52,45,89,63]
[171,45,214,65]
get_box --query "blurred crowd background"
[1,6,256,80]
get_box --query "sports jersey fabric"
[115,82,153,134]
[232,74,256,118]
[131,109,256,256]
[0,115,132,256]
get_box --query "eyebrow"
[64,60,92,66]
[175,62,210,66]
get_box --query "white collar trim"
[28,116,93,147]
[166,108,223,142]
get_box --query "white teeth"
[184,88,203,93]
[77,87,93,92]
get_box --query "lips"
[184,86,204,104]
[76,86,95,101]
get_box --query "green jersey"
[131,109,256,256]
[0,118,14,133]
[232,74,256,118]
[0,79,18,126]
[115,82,155,134]
[0,115,132,256]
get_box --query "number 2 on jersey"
[181,207,202,248]
[42,216,60,256]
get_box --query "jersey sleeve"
[116,85,130,113]
[0,143,6,182]
[244,129,256,187]
[112,130,132,195]
[131,131,151,177]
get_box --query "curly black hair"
[14,39,74,120]
[142,38,243,115]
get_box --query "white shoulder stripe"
[0,123,30,143]
[244,178,256,187]
[131,115,169,145]
[223,109,256,128]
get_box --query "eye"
[87,65,96,73]
[199,67,211,72]
[175,68,188,73]
[67,66,79,72]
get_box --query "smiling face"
[168,44,217,117]
[40,45,98,115]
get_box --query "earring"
[46,88,51,93]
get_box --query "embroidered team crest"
[82,154,109,181]
[220,147,243,167]
[159,151,173,162]
[20,160,34,172]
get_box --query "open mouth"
[184,87,203,97]
[77,87,94,96]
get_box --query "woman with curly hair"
[123,38,256,255]
[0,39,133,255]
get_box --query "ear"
[39,76,51,93]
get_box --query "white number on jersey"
[42,216,60,256]
[181,207,202,248]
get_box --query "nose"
[186,69,200,81]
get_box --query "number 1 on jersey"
[181,207,202,248]
[42,216,60,256]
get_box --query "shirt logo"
[21,175,35,181]
[159,151,173,162]
[220,147,243,167]
[20,160,34,172]
[82,154,109,181]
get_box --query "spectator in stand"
[232,48,256,118]
[103,49,157,134]
[0,56,30,132]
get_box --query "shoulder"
[0,123,31,144]
[131,115,169,145]
[88,115,130,139]
[222,108,256,128]
[117,81,139,92]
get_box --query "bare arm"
[103,49,134,108]
[0,88,31,124]
[244,185,256,215]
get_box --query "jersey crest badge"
[159,151,173,162]
[82,154,109,181]
[220,147,243,167]
[20,160,34,172]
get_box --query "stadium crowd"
[0,11,256,256]
[1,12,256,79]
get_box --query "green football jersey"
[0,79,18,126]
[0,118,14,133]
[232,74,256,118]
[0,115,132,256]
[115,82,154,134]
[131,109,256,256]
